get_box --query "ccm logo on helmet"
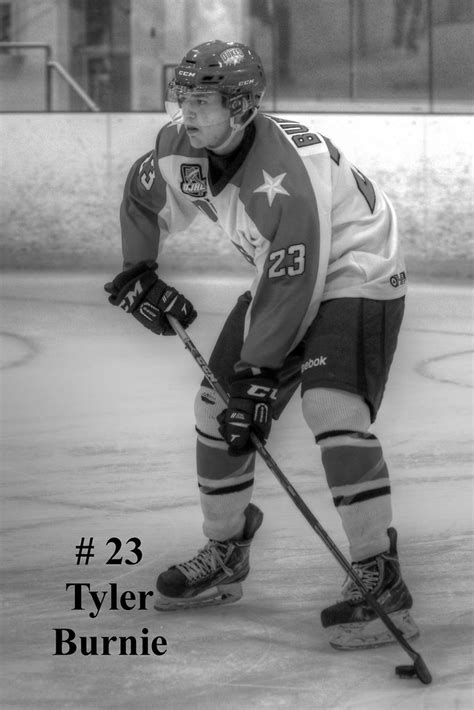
[301,356,327,373]
[177,70,196,78]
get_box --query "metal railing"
[0,42,100,111]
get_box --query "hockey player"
[105,40,418,649]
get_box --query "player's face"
[180,92,233,150]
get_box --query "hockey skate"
[154,503,263,610]
[321,528,419,650]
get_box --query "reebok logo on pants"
[301,356,327,373]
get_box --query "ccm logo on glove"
[105,262,197,336]
[217,370,279,456]
[118,281,147,312]
[246,383,278,399]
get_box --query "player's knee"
[302,387,371,439]
[194,385,225,438]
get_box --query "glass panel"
[0,0,472,112]
[250,0,353,112]
[0,46,48,111]
[268,0,472,113]
[69,0,130,111]
[268,0,353,111]
[431,0,474,110]
[349,0,430,111]
[0,2,11,45]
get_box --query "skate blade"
[328,609,420,650]
[154,581,243,611]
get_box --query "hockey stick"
[167,315,432,685]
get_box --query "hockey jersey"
[120,113,407,371]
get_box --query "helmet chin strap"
[209,108,258,154]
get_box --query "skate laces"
[343,559,381,603]
[176,541,235,583]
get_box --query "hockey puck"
[395,665,417,679]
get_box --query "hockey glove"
[104,262,197,335]
[217,370,279,456]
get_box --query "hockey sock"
[194,385,256,541]
[317,430,392,561]
[302,388,391,561]
[196,431,256,541]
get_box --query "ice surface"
[0,273,473,709]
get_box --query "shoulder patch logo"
[254,170,290,207]
[139,153,155,191]
[180,164,207,197]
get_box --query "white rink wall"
[0,113,472,278]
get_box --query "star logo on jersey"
[253,170,290,206]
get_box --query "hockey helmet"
[166,40,266,128]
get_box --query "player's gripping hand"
[104,262,197,335]
[217,370,278,456]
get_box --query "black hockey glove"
[104,262,197,335]
[217,370,279,456]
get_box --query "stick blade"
[413,655,433,685]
